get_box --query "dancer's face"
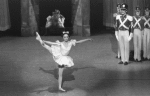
[121,9,126,15]
[136,11,140,16]
[117,7,120,13]
[145,11,149,16]
[63,34,69,42]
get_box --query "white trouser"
[133,29,142,60]
[143,28,150,59]
[118,30,129,62]
[117,31,121,57]
[117,40,121,57]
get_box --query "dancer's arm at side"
[128,16,133,41]
[45,16,52,28]
[76,38,92,44]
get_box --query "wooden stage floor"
[0,34,150,96]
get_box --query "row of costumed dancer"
[35,4,150,91]
[114,3,150,65]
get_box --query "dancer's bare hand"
[128,33,133,41]
[115,31,119,41]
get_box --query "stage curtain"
[31,0,39,30]
[72,0,79,25]
[73,0,83,35]
[21,0,38,36]
[29,0,38,35]
[0,0,11,31]
[82,0,90,36]
[72,0,90,36]
[103,0,150,28]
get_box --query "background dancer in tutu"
[36,31,92,92]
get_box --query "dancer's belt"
[119,27,129,31]
[134,26,141,30]
[144,27,150,29]
[144,26,150,29]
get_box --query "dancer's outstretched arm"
[76,38,92,44]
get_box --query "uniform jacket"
[116,14,133,33]
[132,16,144,30]
[142,16,150,29]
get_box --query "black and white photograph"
[0,0,150,96]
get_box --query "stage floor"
[0,34,150,96]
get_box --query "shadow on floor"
[32,86,74,94]
[37,66,94,93]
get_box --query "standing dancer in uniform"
[133,7,143,62]
[142,7,150,60]
[116,3,133,65]
[36,32,92,92]
[113,3,121,59]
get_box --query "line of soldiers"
[113,3,150,65]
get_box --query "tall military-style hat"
[121,3,128,10]
[117,3,121,8]
[135,7,140,12]
[145,7,150,11]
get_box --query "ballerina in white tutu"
[36,31,92,91]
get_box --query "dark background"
[39,0,72,28]
[90,0,103,35]
[1,0,104,36]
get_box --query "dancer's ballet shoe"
[59,87,66,92]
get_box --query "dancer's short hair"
[62,31,70,37]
